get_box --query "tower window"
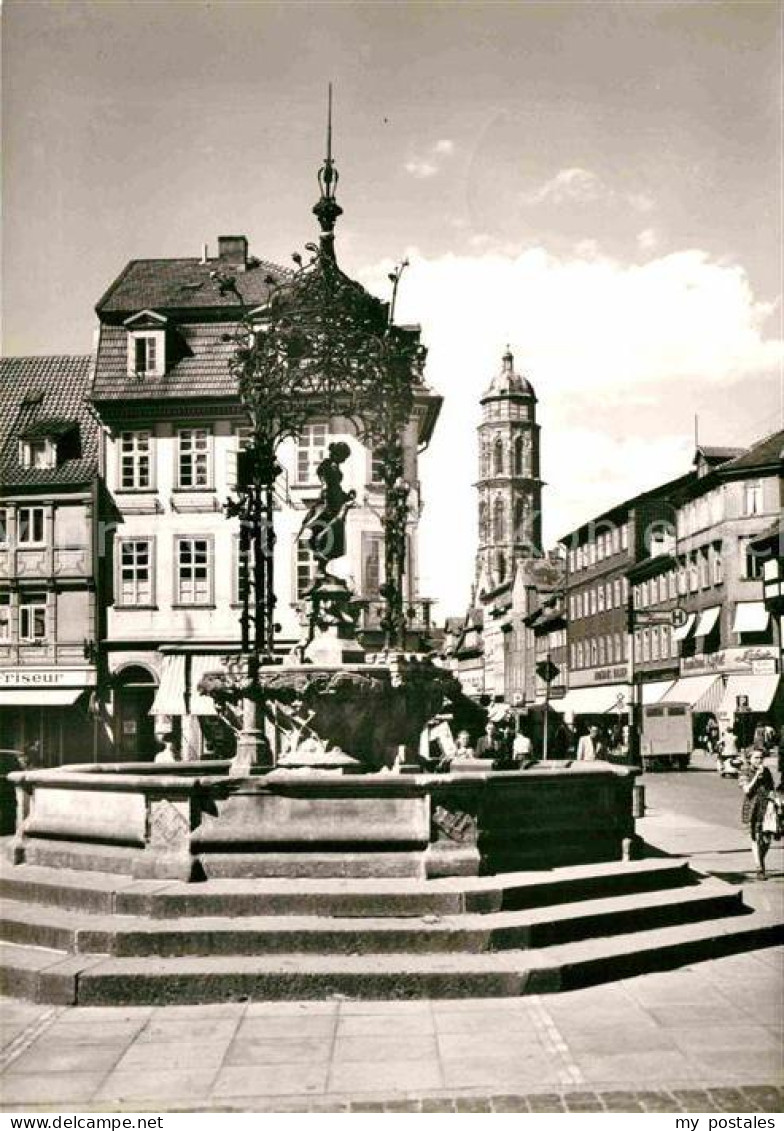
[493,498,505,543]
[493,438,504,475]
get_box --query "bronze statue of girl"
[300,441,356,578]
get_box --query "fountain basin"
[9,760,639,881]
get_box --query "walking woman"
[740,748,776,880]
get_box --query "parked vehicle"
[640,703,692,771]
[0,749,26,835]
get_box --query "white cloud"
[637,227,658,251]
[520,167,657,214]
[404,160,438,179]
[358,246,781,616]
[403,139,456,179]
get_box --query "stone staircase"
[0,857,780,1005]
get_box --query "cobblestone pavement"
[1,946,781,1112]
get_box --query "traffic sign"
[536,659,560,684]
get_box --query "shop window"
[177,428,212,489]
[18,507,45,545]
[19,593,47,642]
[120,431,152,490]
[175,537,212,605]
[119,539,154,606]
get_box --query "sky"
[2,0,781,617]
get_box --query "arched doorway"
[114,665,157,760]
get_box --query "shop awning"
[0,689,83,707]
[662,675,724,712]
[188,655,221,716]
[641,680,675,705]
[673,613,696,642]
[551,685,630,716]
[719,674,780,716]
[693,607,721,637]
[150,654,185,716]
[732,602,770,634]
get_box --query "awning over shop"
[551,685,630,716]
[0,689,83,707]
[673,613,696,642]
[662,675,723,713]
[150,654,185,716]
[693,607,721,637]
[719,674,780,716]
[732,602,770,634]
[188,655,221,716]
[640,680,675,705]
[150,654,230,717]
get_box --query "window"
[176,537,211,605]
[0,509,7,544]
[178,429,211,489]
[712,546,723,585]
[18,507,45,545]
[492,498,505,543]
[370,448,386,486]
[119,540,153,606]
[611,526,620,555]
[634,632,642,664]
[699,550,709,589]
[598,636,606,665]
[614,579,622,608]
[739,536,764,581]
[642,629,650,662]
[493,438,504,476]
[363,534,383,598]
[576,641,584,668]
[20,438,53,469]
[614,633,623,663]
[597,534,605,562]
[120,431,152,490]
[570,643,577,668]
[133,335,158,375]
[297,424,328,484]
[641,580,649,608]
[588,542,596,567]
[590,639,598,666]
[597,586,605,613]
[19,593,46,641]
[744,480,763,516]
[296,538,316,599]
[620,524,628,551]
[689,556,699,592]
[590,588,597,616]
[569,596,575,620]
[651,627,660,661]
[0,592,9,640]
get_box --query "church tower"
[475,347,542,592]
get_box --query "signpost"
[536,657,560,761]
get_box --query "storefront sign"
[0,668,97,688]
[681,648,778,677]
[570,663,631,689]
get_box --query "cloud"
[403,138,456,179]
[358,246,781,616]
[637,227,658,251]
[520,167,656,213]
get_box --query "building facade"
[90,235,441,760]
[0,356,103,765]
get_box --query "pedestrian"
[717,727,739,777]
[740,747,776,880]
[512,727,533,764]
[476,722,503,761]
[576,724,606,762]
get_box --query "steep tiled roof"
[0,356,97,490]
[92,323,240,404]
[696,445,745,462]
[720,429,784,474]
[96,257,289,316]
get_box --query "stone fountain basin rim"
[10,761,639,794]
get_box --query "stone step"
[0,879,744,957]
[0,857,695,919]
[1,911,780,1005]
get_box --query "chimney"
[217,235,248,270]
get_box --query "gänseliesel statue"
[300,441,356,578]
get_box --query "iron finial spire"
[313,83,343,258]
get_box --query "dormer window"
[124,310,167,378]
[20,438,54,469]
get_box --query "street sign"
[536,659,560,684]
[671,607,688,629]
[633,607,688,628]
